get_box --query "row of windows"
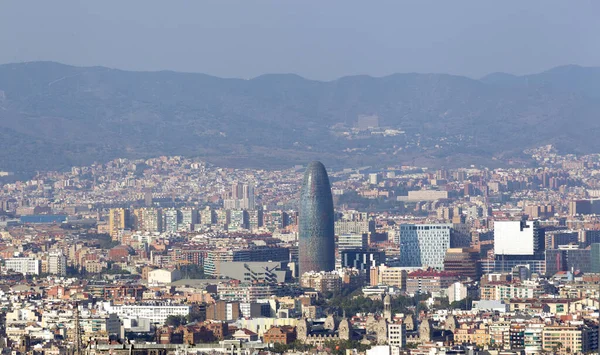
[402,225,451,231]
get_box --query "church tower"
[383,294,392,322]
[338,318,352,341]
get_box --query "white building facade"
[5,258,41,275]
[101,302,190,324]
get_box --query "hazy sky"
[0,1,598,80]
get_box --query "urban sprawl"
[1,145,600,355]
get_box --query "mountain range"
[0,61,599,176]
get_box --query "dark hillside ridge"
[0,61,599,174]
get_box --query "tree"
[404,342,418,349]
[289,340,312,352]
[165,315,187,327]
[187,309,205,323]
[323,340,370,355]
[450,297,473,310]
[271,342,288,354]
[179,264,205,279]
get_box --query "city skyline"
[0,2,599,352]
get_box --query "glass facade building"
[591,243,600,273]
[398,224,452,269]
[299,161,335,275]
[545,248,591,276]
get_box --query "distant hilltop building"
[299,161,335,275]
[397,190,449,202]
[356,114,379,130]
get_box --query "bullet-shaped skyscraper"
[299,161,335,275]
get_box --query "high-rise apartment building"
[299,161,335,275]
[248,209,263,231]
[48,251,67,276]
[200,207,216,226]
[108,208,130,241]
[264,211,286,231]
[133,208,163,233]
[229,210,249,231]
[215,209,230,228]
[179,207,198,231]
[163,208,180,233]
[241,184,255,210]
[224,183,255,210]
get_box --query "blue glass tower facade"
[299,161,335,275]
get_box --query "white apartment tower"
[48,252,67,276]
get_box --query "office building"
[5,257,41,275]
[398,224,452,269]
[545,247,591,276]
[545,230,578,250]
[219,261,291,283]
[480,259,546,276]
[494,220,545,256]
[338,233,368,252]
[591,243,600,273]
[204,247,289,277]
[102,302,190,325]
[340,249,385,282]
[443,248,480,279]
[335,220,373,236]
[299,161,335,275]
[580,230,600,247]
[218,283,278,303]
[568,199,600,216]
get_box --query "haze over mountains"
[0,61,599,175]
